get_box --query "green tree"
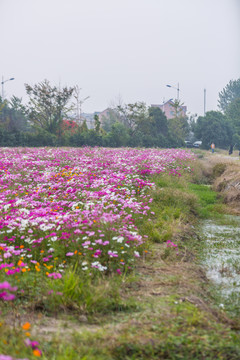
[0,97,29,133]
[148,107,168,136]
[79,119,88,133]
[101,109,120,132]
[225,98,240,149]
[188,113,198,137]
[226,97,240,134]
[169,100,185,118]
[25,79,74,134]
[167,100,189,145]
[116,102,148,135]
[218,78,240,112]
[94,114,101,133]
[232,133,240,149]
[9,95,27,115]
[194,111,232,149]
[105,122,130,147]
[131,107,170,147]
[168,118,186,146]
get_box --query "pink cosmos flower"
[6,269,20,275]
[0,356,29,360]
[0,281,17,301]
[74,229,81,234]
[47,272,62,279]
[0,292,15,301]
[166,240,178,248]
[0,281,17,291]
[0,147,193,282]
[24,338,42,355]
[82,241,91,247]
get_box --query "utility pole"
[74,86,81,124]
[80,96,90,123]
[74,86,90,125]
[204,88,206,116]
[1,76,4,99]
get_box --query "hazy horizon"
[1,0,239,117]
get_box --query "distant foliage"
[61,119,79,134]
[1,77,239,149]
[218,78,240,112]
[216,78,240,149]
[25,79,74,134]
[226,98,240,135]
[1,92,192,147]
[194,111,232,149]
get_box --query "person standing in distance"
[211,143,215,153]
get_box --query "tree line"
[0,78,239,149]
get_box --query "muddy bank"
[199,153,240,213]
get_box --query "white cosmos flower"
[98,265,107,272]
[39,223,55,231]
[3,204,11,211]
[134,251,140,257]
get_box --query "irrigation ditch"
[201,215,240,315]
[197,152,240,318]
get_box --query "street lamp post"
[1,76,15,100]
[166,83,180,100]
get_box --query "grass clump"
[44,267,138,314]
[212,163,227,179]
[188,183,226,218]
[136,173,198,245]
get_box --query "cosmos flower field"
[0,147,194,301]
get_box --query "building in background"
[151,99,187,119]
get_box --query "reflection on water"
[201,215,240,298]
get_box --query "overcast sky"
[1,0,239,116]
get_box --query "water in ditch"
[201,215,240,315]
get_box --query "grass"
[2,158,240,359]
[135,172,198,244]
[188,183,226,218]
